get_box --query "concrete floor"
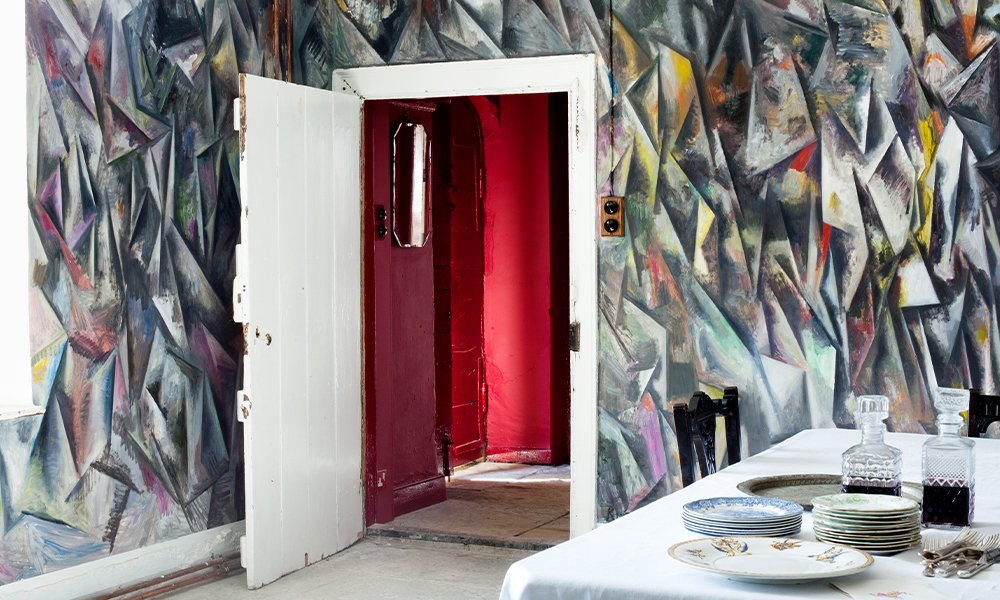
[163,537,532,600]
[165,462,567,599]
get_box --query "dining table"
[499,428,1000,600]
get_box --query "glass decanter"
[921,388,976,529]
[842,395,902,495]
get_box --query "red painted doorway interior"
[363,93,571,525]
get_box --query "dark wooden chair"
[969,389,1000,438]
[673,387,741,487]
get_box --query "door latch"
[569,322,581,352]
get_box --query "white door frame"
[337,54,599,537]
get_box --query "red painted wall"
[472,94,569,464]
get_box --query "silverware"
[957,547,1000,579]
[921,532,1000,577]
[921,528,979,561]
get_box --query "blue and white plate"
[683,512,802,527]
[683,497,804,522]
[683,521,802,537]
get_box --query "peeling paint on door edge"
[239,74,247,160]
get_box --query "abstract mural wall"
[290,0,1000,522]
[4,0,264,583]
[10,0,1000,585]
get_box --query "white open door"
[234,73,363,589]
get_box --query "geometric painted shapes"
[693,196,719,298]
[461,0,504,47]
[3,515,110,578]
[625,62,660,152]
[945,43,1000,159]
[867,137,916,255]
[334,7,389,67]
[760,355,808,441]
[930,120,966,282]
[744,41,816,174]
[820,117,864,236]
[0,415,45,535]
[924,281,967,368]
[896,243,941,308]
[801,327,837,430]
[862,92,898,169]
[163,37,207,86]
[821,72,873,153]
[388,10,448,63]
[437,0,504,60]
[826,0,892,60]
[501,0,573,56]
[611,14,651,99]
[922,34,963,92]
[598,408,649,506]
[636,394,668,485]
[659,45,696,153]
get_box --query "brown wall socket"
[601,196,624,237]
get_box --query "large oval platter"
[668,536,873,583]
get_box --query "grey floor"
[164,463,568,599]
[164,537,533,600]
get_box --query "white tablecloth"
[500,429,1000,600]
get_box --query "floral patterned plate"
[667,537,873,583]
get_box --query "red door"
[364,100,446,524]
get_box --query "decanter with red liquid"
[921,388,976,529]
[842,395,903,496]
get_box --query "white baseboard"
[0,521,245,599]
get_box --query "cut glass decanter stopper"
[842,395,903,495]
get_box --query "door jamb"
[336,55,599,537]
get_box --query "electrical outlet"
[601,196,624,237]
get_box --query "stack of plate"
[682,497,803,537]
[812,494,921,555]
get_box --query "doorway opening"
[235,56,597,588]
[362,93,571,545]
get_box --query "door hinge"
[569,322,581,352]
[237,393,252,422]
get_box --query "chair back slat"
[969,389,1000,438]
[674,387,741,487]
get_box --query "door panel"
[237,74,362,589]
[366,100,446,523]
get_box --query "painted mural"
[4,0,262,583]
[291,0,1000,522]
[11,0,1000,585]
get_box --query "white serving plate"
[683,497,803,522]
[668,537,873,583]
